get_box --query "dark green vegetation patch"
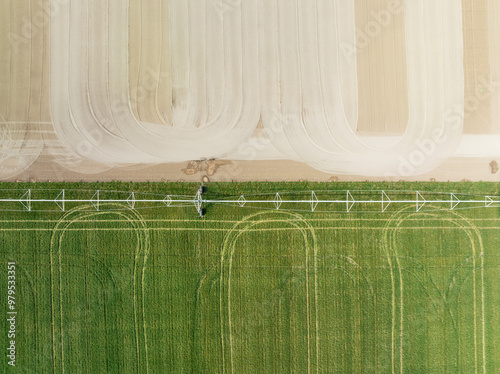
[0,182,499,372]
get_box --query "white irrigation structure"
[1,188,498,216]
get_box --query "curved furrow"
[106,0,259,160]
[134,0,169,126]
[49,0,260,163]
[73,0,162,163]
[297,0,350,152]
[50,0,118,164]
[260,0,464,176]
[258,0,298,160]
[0,0,44,178]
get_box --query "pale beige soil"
[462,0,492,134]
[8,155,500,183]
[0,0,46,178]
[0,0,499,182]
[355,0,409,134]
[487,0,500,134]
[129,0,172,125]
[355,0,493,135]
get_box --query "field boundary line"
[2,226,500,232]
[1,217,498,224]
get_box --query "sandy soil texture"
[0,0,499,182]
[354,0,409,134]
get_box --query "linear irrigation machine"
[0,187,498,216]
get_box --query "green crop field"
[1,182,499,373]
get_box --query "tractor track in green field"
[49,204,150,374]
[220,211,319,374]
[1,201,494,372]
[427,209,485,374]
[382,206,486,374]
[445,209,486,374]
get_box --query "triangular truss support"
[163,195,172,207]
[485,196,494,207]
[311,191,319,212]
[193,189,203,214]
[346,191,355,212]
[20,190,31,211]
[382,191,391,212]
[55,190,65,211]
[91,191,100,211]
[238,195,246,207]
[274,193,283,210]
[451,193,460,210]
[127,192,136,209]
[416,191,426,212]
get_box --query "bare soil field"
[0,0,499,181]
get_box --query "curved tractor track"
[1,0,499,178]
